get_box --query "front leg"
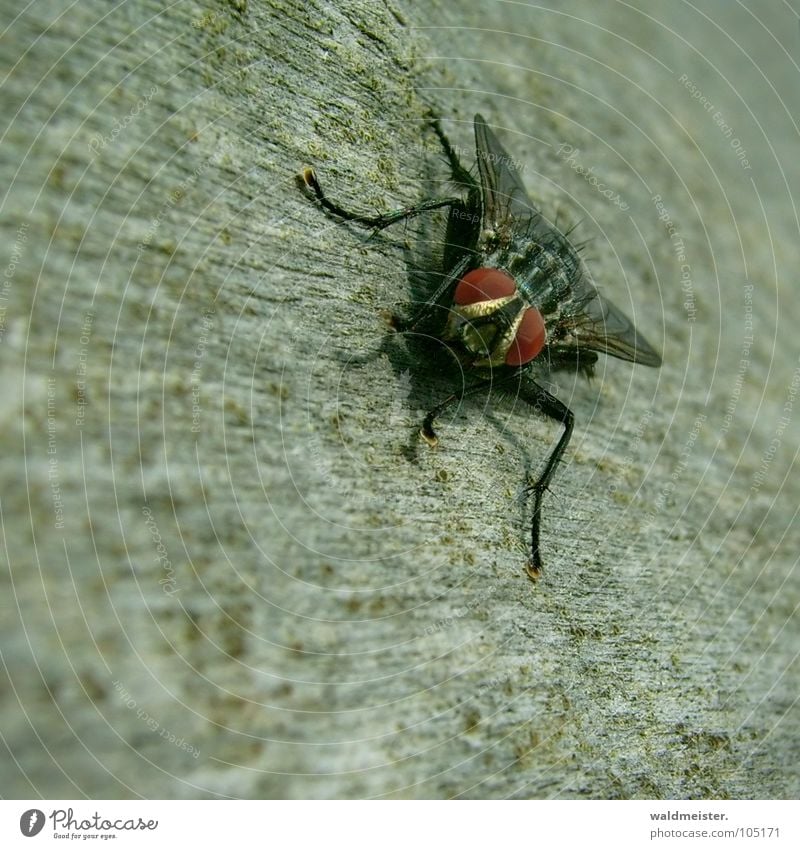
[390,254,471,336]
[302,118,483,334]
[301,168,463,232]
[420,369,532,445]
[517,382,575,579]
[420,376,497,446]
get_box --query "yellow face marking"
[453,293,516,319]
[445,295,527,367]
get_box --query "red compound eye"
[506,308,546,367]
[454,267,516,305]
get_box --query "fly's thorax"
[444,267,547,368]
[511,239,580,301]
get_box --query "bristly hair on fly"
[301,113,661,580]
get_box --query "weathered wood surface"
[1,0,797,798]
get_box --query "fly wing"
[474,114,539,235]
[474,114,661,368]
[564,286,662,367]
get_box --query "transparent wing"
[474,114,538,234]
[474,114,661,368]
[565,287,662,367]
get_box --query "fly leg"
[422,374,575,580]
[303,118,483,327]
[420,370,528,444]
[518,383,575,580]
[547,348,598,380]
[390,254,470,335]
[303,164,471,333]
[420,379,493,446]
[301,168,463,232]
[301,115,475,231]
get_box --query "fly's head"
[443,267,547,370]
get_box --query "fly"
[301,114,661,579]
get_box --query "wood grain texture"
[1,0,797,798]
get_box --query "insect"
[301,114,661,579]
